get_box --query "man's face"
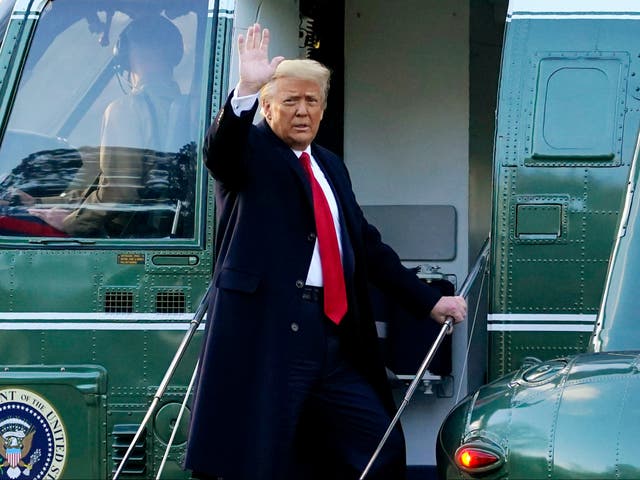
[262,77,325,150]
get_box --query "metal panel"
[516,203,562,238]
[528,54,626,165]
[361,205,457,260]
[0,367,107,479]
[489,16,637,378]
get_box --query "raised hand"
[237,23,285,96]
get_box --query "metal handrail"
[112,281,212,480]
[156,359,200,479]
[114,238,492,480]
[360,237,491,480]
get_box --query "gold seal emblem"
[0,389,67,480]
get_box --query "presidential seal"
[0,389,67,480]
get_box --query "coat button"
[296,280,304,288]
[291,322,299,332]
[307,232,316,242]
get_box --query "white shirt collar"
[293,146,312,159]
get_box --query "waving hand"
[237,23,285,96]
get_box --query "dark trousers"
[286,289,405,480]
[193,289,405,480]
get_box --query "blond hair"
[260,59,331,106]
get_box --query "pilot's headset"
[113,15,184,76]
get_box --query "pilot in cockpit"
[13,14,185,237]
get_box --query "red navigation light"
[455,444,503,473]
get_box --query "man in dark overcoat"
[185,23,467,480]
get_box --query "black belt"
[301,285,323,303]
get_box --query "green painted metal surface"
[488,15,639,378]
[591,127,640,352]
[438,353,640,479]
[0,367,107,478]
[0,0,232,478]
[438,6,640,479]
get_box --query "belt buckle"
[302,286,321,302]
[302,287,312,301]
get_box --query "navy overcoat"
[184,95,442,479]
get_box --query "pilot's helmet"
[113,16,184,73]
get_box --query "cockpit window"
[0,0,206,240]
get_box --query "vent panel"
[156,291,186,313]
[105,291,134,313]
[112,424,146,475]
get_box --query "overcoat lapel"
[257,120,314,208]
[256,120,358,250]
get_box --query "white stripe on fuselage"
[509,14,640,21]
[488,313,596,332]
[0,312,206,330]
[0,322,205,331]
[0,312,194,320]
[509,0,640,14]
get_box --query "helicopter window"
[0,0,206,240]
[529,57,623,165]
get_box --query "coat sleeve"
[361,218,442,318]
[203,92,259,191]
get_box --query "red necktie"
[299,152,347,324]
